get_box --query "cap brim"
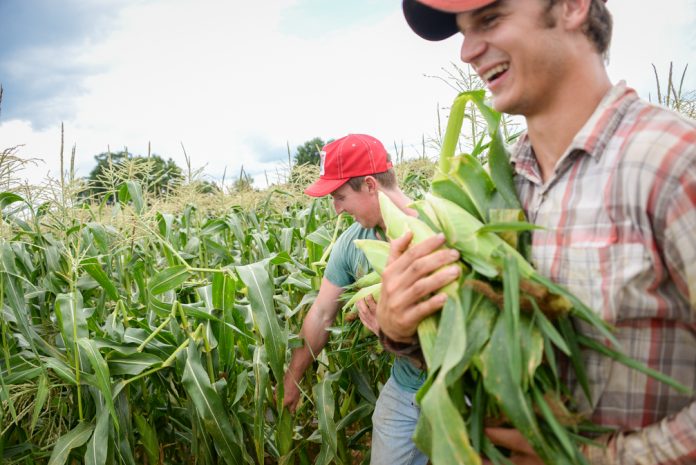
[402,0,459,41]
[304,178,349,197]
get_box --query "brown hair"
[346,169,398,191]
[346,154,397,191]
[543,0,613,56]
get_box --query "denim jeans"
[370,376,428,465]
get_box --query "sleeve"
[586,127,696,465]
[583,403,696,464]
[324,227,353,288]
[378,330,425,368]
[661,152,696,310]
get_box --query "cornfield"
[2,82,690,465]
[0,159,436,464]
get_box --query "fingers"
[363,294,377,308]
[282,388,300,413]
[282,374,301,413]
[393,255,460,301]
[378,291,450,342]
[284,398,298,413]
[376,231,461,342]
[356,299,370,315]
[357,298,379,334]
[386,230,414,265]
[380,259,460,325]
[382,242,460,301]
[386,232,448,273]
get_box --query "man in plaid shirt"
[376,0,696,463]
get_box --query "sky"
[1,0,694,188]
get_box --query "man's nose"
[460,33,486,65]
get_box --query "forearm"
[583,401,696,465]
[285,301,335,384]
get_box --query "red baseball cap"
[304,134,392,197]
[402,0,495,41]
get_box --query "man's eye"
[481,14,499,28]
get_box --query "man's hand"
[483,428,543,465]
[357,295,380,334]
[376,231,461,342]
[282,373,301,413]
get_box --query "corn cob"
[351,90,691,465]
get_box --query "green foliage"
[232,175,254,192]
[0,178,387,464]
[293,137,328,166]
[193,179,222,194]
[84,150,183,200]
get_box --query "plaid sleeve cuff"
[581,433,615,465]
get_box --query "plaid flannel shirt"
[512,82,696,464]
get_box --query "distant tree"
[293,137,327,166]
[84,151,183,199]
[232,175,254,192]
[192,180,221,194]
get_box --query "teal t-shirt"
[325,222,425,393]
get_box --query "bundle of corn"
[345,90,691,465]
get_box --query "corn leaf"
[29,373,49,433]
[420,379,480,465]
[78,338,118,429]
[480,313,559,464]
[107,352,162,376]
[84,407,110,465]
[148,265,191,295]
[253,345,269,465]
[118,181,144,214]
[182,343,243,465]
[135,414,159,465]
[81,257,119,301]
[47,422,95,465]
[314,370,341,465]
[236,260,286,390]
[577,334,693,395]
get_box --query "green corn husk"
[352,90,692,465]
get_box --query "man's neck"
[525,58,612,183]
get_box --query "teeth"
[482,63,509,82]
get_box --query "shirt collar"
[510,81,639,180]
[570,81,638,160]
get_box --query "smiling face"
[456,0,572,116]
[330,179,382,229]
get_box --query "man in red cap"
[377,0,696,464]
[283,133,430,465]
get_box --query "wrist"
[378,330,425,368]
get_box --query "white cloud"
[607,0,696,97]
[1,0,694,187]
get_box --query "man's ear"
[364,176,379,193]
[559,0,592,31]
